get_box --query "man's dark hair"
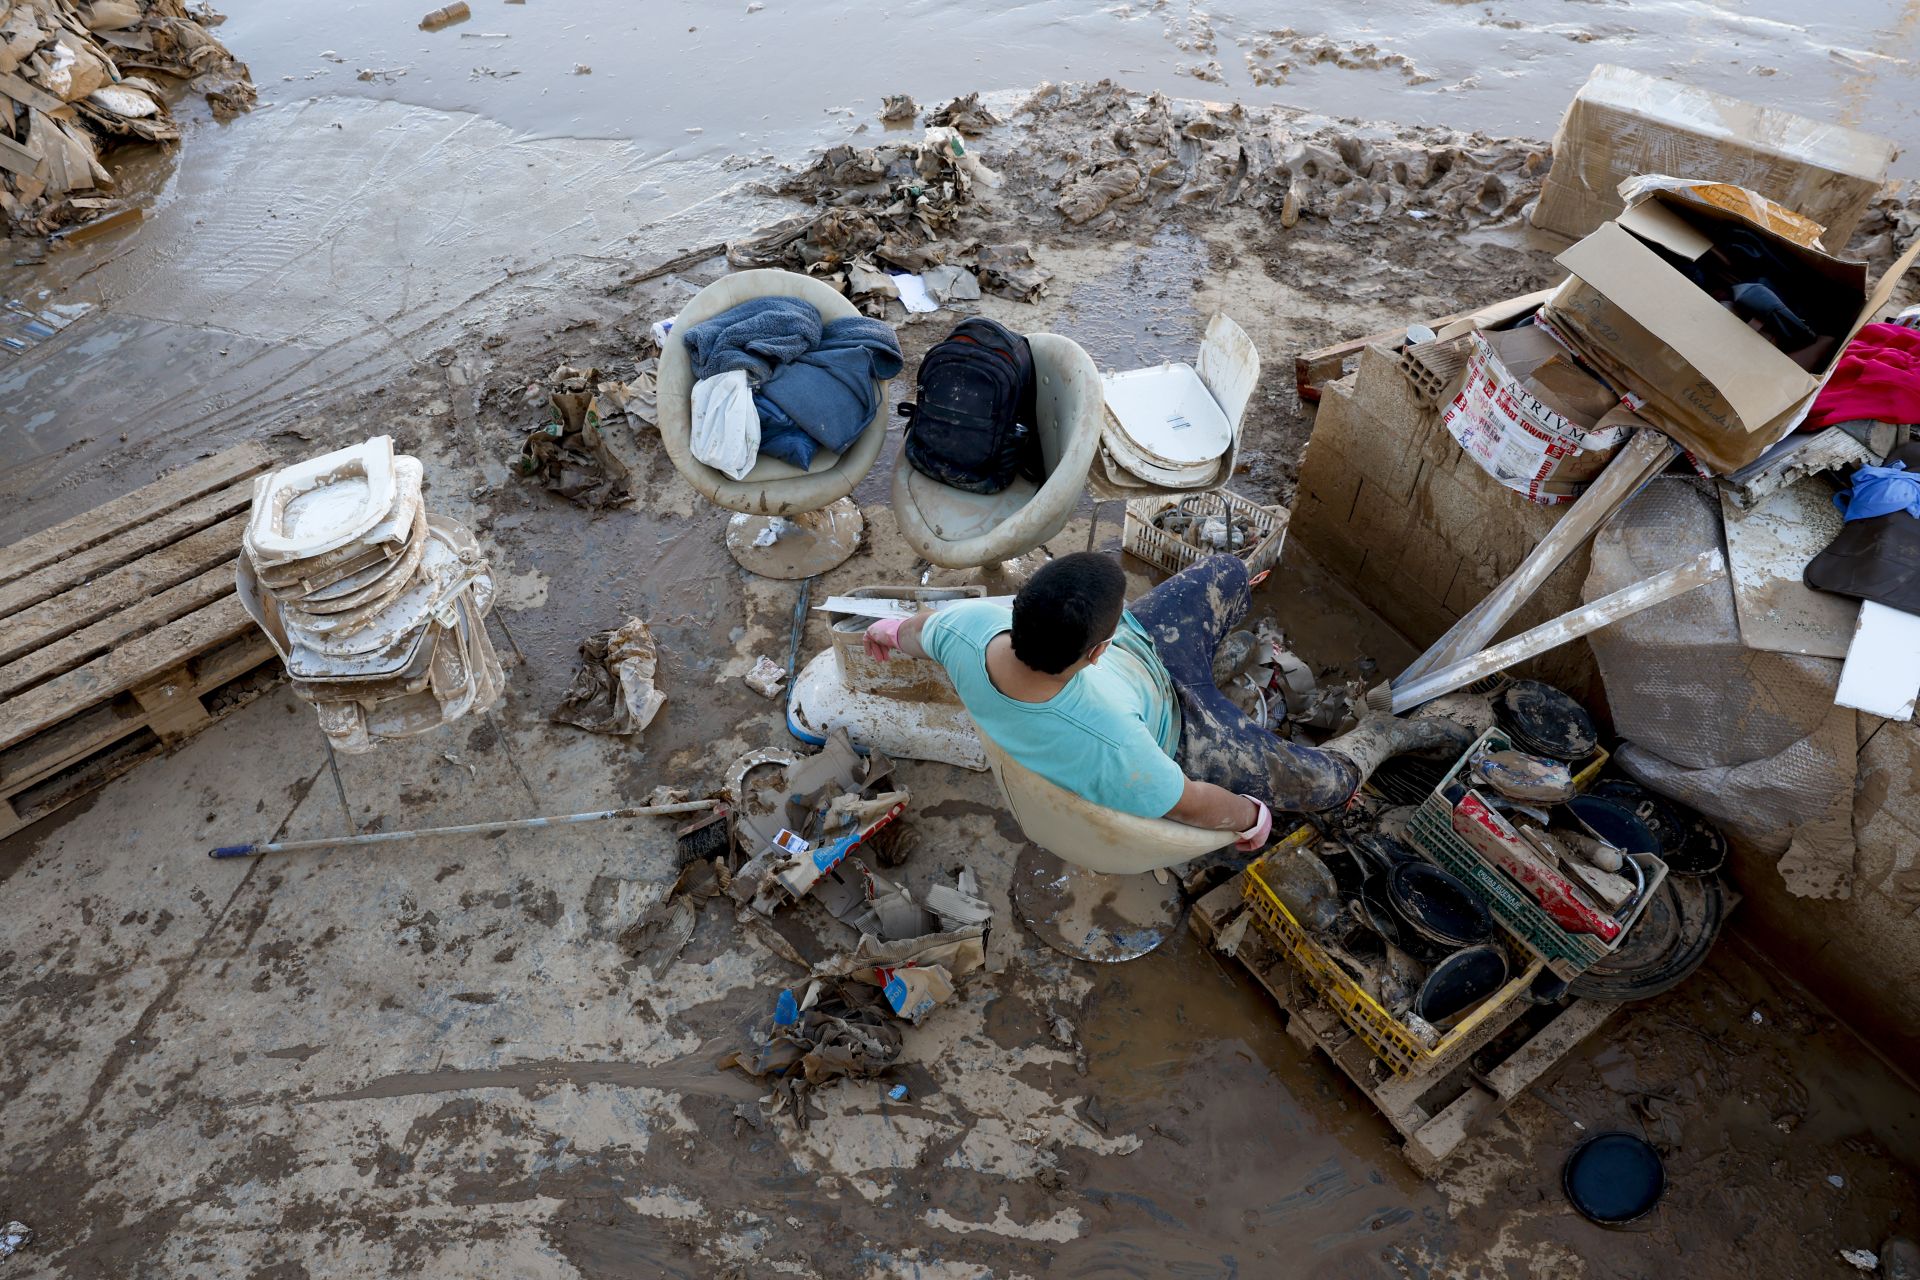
[1011,553,1127,675]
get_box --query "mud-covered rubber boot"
[1321,713,1474,789]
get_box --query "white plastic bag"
[691,370,760,481]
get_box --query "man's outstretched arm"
[1167,778,1271,850]
[865,612,932,661]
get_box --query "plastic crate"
[1121,491,1288,578]
[1407,728,1659,980]
[1242,832,1540,1079]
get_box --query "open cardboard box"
[1538,180,1920,474]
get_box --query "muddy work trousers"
[1130,554,1358,813]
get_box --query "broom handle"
[209,801,720,859]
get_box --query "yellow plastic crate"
[1243,833,1541,1078]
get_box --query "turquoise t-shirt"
[921,601,1185,819]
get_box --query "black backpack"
[901,318,1042,494]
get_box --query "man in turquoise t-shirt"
[864,552,1463,850]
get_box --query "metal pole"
[209,800,720,860]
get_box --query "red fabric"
[1806,322,1920,430]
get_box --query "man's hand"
[1233,796,1272,852]
[864,612,933,662]
[864,617,905,662]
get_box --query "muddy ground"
[3,75,1920,1280]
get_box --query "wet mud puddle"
[9,0,1920,530]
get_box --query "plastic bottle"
[419,3,470,31]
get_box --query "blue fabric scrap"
[1833,461,1920,523]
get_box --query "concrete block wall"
[1286,343,1604,706]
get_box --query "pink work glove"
[864,617,906,662]
[1234,796,1273,852]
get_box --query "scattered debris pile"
[732,120,1049,311]
[0,0,253,234]
[924,90,998,135]
[719,978,903,1129]
[730,730,909,919]
[1010,80,1545,232]
[516,361,651,509]
[237,435,505,754]
[723,80,1547,324]
[677,733,992,1124]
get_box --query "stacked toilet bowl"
[236,436,505,754]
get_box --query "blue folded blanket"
[754,317,905,468]
[680,297,822,385]
[680,298,901,469]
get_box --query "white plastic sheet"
[690,370,761,481]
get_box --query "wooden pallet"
[0,444,282,839]
[1192,874,1617,1175]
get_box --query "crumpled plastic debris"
[0,1221,30,1259]
[1058,161,1143,224]
[516,363,634,508]
[718,978,903,1130]
[849,863,933,940]
[594,356,658,429]
[973,242,1052,302]
[879,93,917,123]
[923,867,991,933]
[845,259,900,311]
[619,856,728,976]
[552,617,665,735]
[926,91,999,135]
[920,263,980,304]
[743,655,787,699]
[820,926,988,1024]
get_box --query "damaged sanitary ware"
[237,436,505,754]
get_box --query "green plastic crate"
[1405,729,1613,979]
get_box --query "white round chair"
[891,333,1103,569]
[657,269,894,577]
[983,728,1233,963]
[980,730,1232,875]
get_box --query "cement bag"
[690,370,760,482]
[1581,478,1859,898]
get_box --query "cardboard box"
[1442,323,1632,504]
[1539,181,1920,474]
[1531,64,1897,247]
